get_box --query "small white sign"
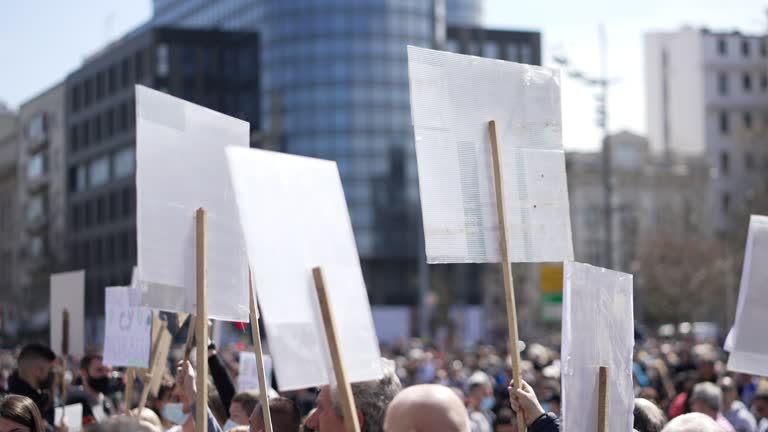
[103,287,152,368]
[238,352,273,392]
[50,271,85,356]
[55,403,83,432]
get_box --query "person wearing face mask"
[5,344,57,427]
[466,378,495,432]
[65,354,114,427]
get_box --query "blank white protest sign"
[407,46,573,263]
[562,262,634,432]
[226,147,382,391]
[50,270,85,356]
[135,85,249,321]
[726,215,768,376]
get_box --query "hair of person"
[633,398,667,432]
[660,412,725,432]
[0,394,46,432]
[468,382,487,395]
[752,390,768,403]
[232,391,260,418]
[331,358,402,432]
[86,416,158,432]
[17,343,56,365]
[689,382,722,413]
[79,353,103,371]
[256,397,301,432]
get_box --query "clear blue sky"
[1,0,765,150]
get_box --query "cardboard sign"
[226,147,382,390]
[726,215,768,377]
[562,262,634,432]
[50,271,85,356]
[135,85,250,321]
[103,287,152,368]
[407,46,573,263]
[238,352,273,392]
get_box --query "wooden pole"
[488,120,526,432]
[183,315,197,364]
[248,273,274,432]
[137,319,169,411]
[124,368,136,414]
[61,308,70,414]
[195,208,208,432]
[598,366,609,432]
[312,267,360,432]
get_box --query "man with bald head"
[384,384,469,432]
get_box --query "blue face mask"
[540,402,550,413]
[223,419,239,431]
[481,396,496,411]
[162,402,189,425]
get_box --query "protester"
[0,394,48,432]
[507,379,559,432]
[303,358,401,432]
[5,344,56,426]
[720,376,757,432]
[65,354,114,427]
[689,382,737,432]
[383,384,469,432]
[634,397,667,432]
[466,374,495,432]
[249,397,301,432]
[227,391,259,429]
[751,391,768,432]
[661,412,727,432]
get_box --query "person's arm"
[178,360,224,432]
[207,345,235,410]
[508,379,560,432]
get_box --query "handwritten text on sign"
[103,287,152,368]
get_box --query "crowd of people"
[0,331,767,432]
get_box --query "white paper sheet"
[50,271,85,356]
[226,147,383,391]
[238,352,273,392]
[103,287,152,368]
[135,85,249,321]
[726,215,768,376]
[407,46,574,263]
[55,403,83,432]
[562,262,634,432]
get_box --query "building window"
[718,38,727,56]
[745,152,755,170]
[135,50,145,82]
[742,39,750,57]
[121,187,134,218]
[762,40,768,57]
[96,72,105,99]
[743,73,752,91]
[29,235,45,258]
[119,103,128,131]
[744,111,753,129]
[722,192,731,214]
[108,66,118,94]
[106,109,115,137]
[445,39,459,53]
[762,73,768,92]
[93,115,102,142]
[25,113,46,141]
[156,44,170,78]
[482,40,499,59]
[75,164,87,192]
[720,151,730,176]
[113,147,135,178]
[69,127,78,152]
[719,111,729,134]
[88,156,110,188]
[27,152,46,179]
[520,45,533,64]
[718,72,728,95]
[27,194,45,222]
[121,58,131,87]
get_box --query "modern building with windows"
[141,0,541,306]
[64,27,258,332]
[645,28,768,233]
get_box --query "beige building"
[0,105,19,334]
[13,83,68,335]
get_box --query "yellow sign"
[540,264,564,294]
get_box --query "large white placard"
[407,46,573,263]
[726,215,768,376]
[103,287,152,368]
[238,352,273,392]
[562,262,634,432]
[135,85,249,321]
[226,147,383,390]
[50,270,85,356]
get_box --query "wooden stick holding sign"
[124,368,136,414]
[312,267,360,432]
[488,120,526,432]
[248,274,274,432]
[183,315,197,364]
[137,318,171,412]
[598,367,609,432]
[195,208,209,432]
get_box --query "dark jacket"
[6,371,54,425]
[208,352,235,410]
[530,413,561,432]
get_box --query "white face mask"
[223,419,239,431]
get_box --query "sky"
[1,0,765,151]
